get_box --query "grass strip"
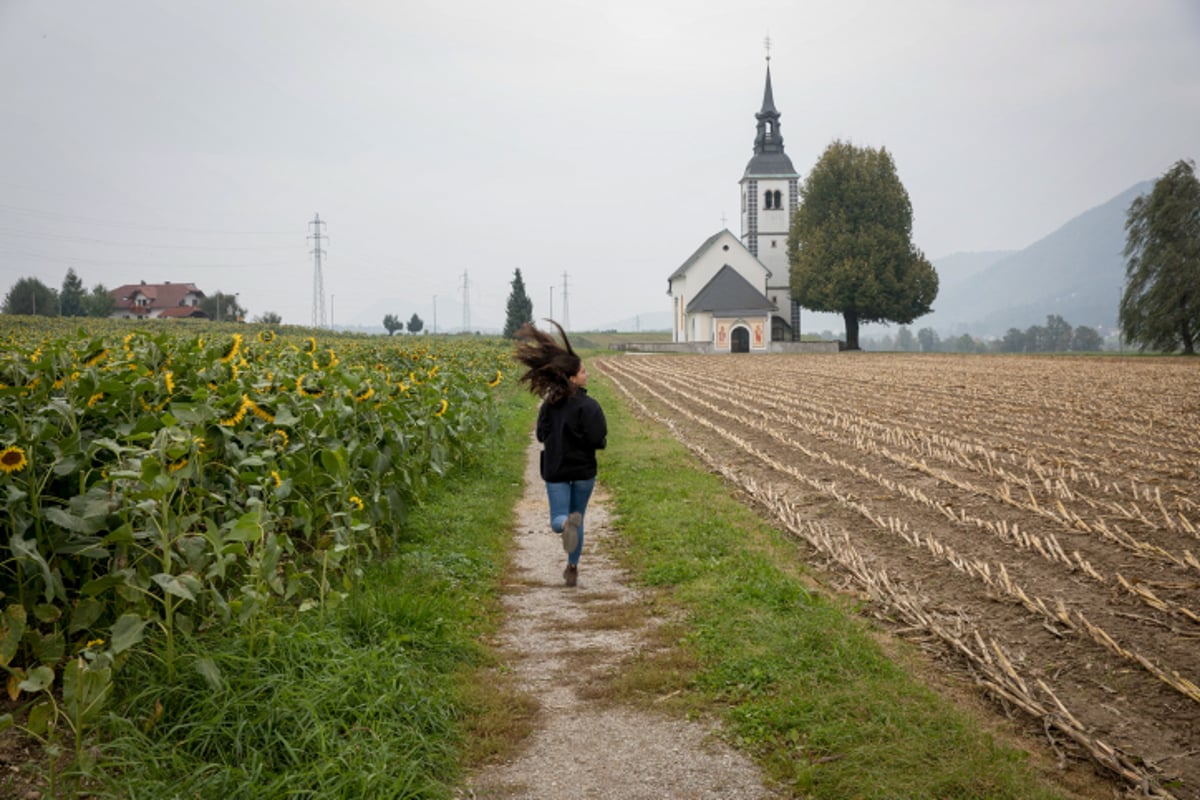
[90,388,535,800]
[587,372,1077,800]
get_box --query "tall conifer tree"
[503,268,534,338]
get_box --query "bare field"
[597,353,1200,799]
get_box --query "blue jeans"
[546,478,595,566]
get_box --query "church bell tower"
[739,52,801,340]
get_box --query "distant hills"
[921,181,1152,337]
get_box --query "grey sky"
[2,1,1198,331]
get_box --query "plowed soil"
[597,353,1200,800]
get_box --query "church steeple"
[739,46,802,341]
[745,63,795,176]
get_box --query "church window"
[763,190,774,210]
[771,240,777,248]
[774,190,782,208]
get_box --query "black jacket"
[536,388,607,482]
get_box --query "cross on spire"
[764,34,772,62]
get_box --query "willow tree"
[787,140,937,350]
[1120,159,1200,354]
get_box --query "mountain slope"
[926,180,1152,336]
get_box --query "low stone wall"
[609,340,840,354]
[769,340,841,354]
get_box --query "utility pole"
[433,294,437,334]
[561,271,570,331]
[549,285,554,321]
[460,270,470,333]
[308,214,327,328]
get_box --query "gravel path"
[459,438,781,800]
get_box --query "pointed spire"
[761,36,778,115]
[743,49,796,178]
[761,64,778,115]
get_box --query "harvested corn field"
[597,353,1200,799]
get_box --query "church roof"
[668,229,771,282]
[685,264,777,315]
[744,64,797,178]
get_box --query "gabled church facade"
[668,230,774,352]
[668,58,803,352]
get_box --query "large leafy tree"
[382,313,403,335]
[3,277,58,316]
[1120,158,1200,354]
[406,313,424,334]
[787,140,938,350]
[82,283,115,317]
[503,268,534,338]
[200,291,245,322]
[60,268,86,317]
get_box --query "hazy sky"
[2,1,1198,331]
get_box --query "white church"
[666,59,833,354]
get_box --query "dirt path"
[459,438,780,800]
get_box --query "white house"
[110,281,208,320]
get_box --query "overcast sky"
[2,1,1198,331]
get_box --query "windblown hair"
[512,320,582,404]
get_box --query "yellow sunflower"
[488,370,503,387]
[245,396,275,423]
[82,348,108,368]
[0,446,28,474]
[220,334,243,364]
[435,398,449,417]
[296,374,323,397]
[219,396,250,427]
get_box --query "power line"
[0,248,299,270]
[0,202,293,236]
[0,228,296,250]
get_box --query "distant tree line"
[3,270,115,317]
[2,269,279,322]
[860,315,1105,353]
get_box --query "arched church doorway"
[731,326,750,353]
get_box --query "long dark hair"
[512,320,582,404]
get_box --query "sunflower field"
[0,317,509,737]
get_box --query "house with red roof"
[110,281,209,319]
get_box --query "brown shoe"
[563,564,578,587]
